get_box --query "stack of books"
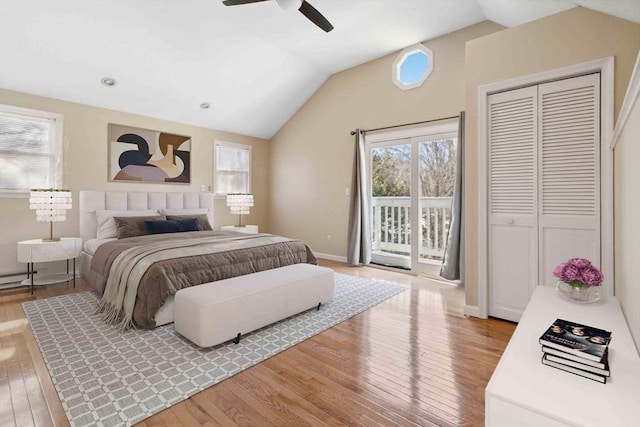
[538,318,612,384]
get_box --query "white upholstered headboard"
[79,191,214,244]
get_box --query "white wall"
[614,87,640,352]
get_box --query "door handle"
[508,219,515,225]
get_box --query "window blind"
[0,106,61,193]
[214,142,250,195]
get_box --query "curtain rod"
[350,114,460,135]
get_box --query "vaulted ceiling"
[0,0,638,139]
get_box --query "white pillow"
[160,208,208,216]
[95,209,159,239]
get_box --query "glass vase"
[556,281,601,304]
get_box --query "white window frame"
[366,121,458,276]
[0,104,64,197]
[392,43,434,91]
[213,140,252,197]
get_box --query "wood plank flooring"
[0,260,515,426]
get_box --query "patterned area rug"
[23,273,407,427]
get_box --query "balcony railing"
[371,196,452,262]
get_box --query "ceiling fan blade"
[298,0,334,32]
[222,0,270,6]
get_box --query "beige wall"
[614,88,640,351]
[269,21,503,257]
[0,88,269,277]
[464,7,640,308]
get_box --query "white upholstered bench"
[174,263,335,347]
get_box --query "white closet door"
[538,74,601,286]
[488,86,538,322]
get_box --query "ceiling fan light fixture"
[276,0,302,11]
[223,0,333,32]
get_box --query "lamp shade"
[29,189,72,241]
[226,193,253,215]
[226,193,253,226]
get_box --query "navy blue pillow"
[144,218,199,234]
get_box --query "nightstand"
[17,237,82,294]
[220,225,259,234]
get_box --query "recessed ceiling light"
[100,77,116,87]
[200,103,210,110]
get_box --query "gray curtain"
[440,112,465,281]
[347,129,371,265]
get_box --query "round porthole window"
[392,44,433,90]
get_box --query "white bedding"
[83,238,117,256]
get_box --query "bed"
[79,190,317,330]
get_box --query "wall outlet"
[326,234,332,243]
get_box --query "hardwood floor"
[0,260,515,426]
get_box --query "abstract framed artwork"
[108,124,191,184]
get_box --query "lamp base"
[41,237,61,242]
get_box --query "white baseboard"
[314,252,348,263]
[464,304,485,318]
[0,272,29,285]
[0,282,26,290]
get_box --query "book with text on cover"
[539,318,612,362]
[543,352,610,377]
[541,346,609,370]
[542,354,607,383]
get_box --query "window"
[392,44,433,90]
[0,104,64,195]
[366,122,457,275]
[214,141,251,195]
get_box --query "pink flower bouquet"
[553,258,603,288]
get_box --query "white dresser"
[486,286,640,426]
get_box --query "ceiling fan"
[222,0,334,32]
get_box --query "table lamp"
[29,189,72,242]
[226,193,253,227]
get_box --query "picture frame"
[108,123,191,184]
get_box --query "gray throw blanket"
[91,231,316,330]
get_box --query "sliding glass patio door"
[370,140,412,269]
[368,127,457,277]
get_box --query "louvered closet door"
[488,86,538,322]
[538,74,600,287]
